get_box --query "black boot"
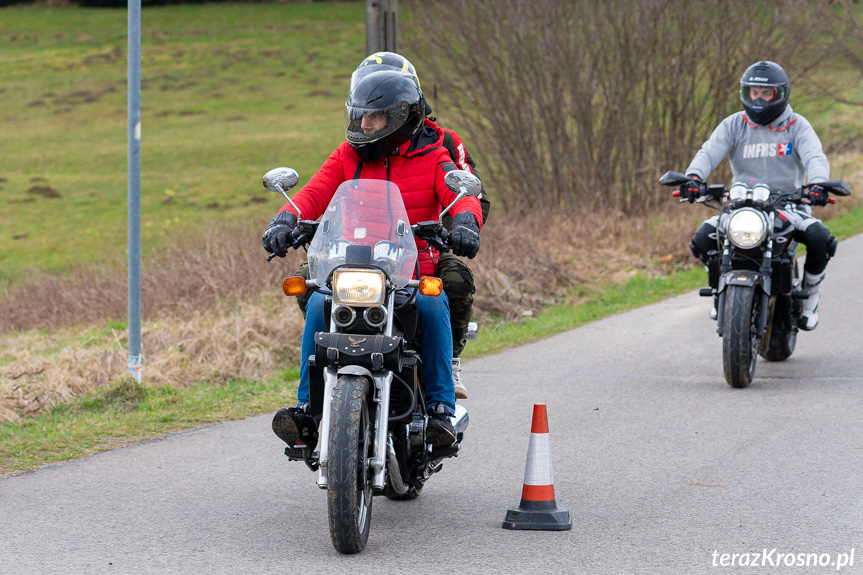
[426,404,456,446]
[272,406,318,451]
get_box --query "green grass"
[0,369,299,475]
[0,3,364,286]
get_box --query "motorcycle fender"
[715,271,768,337]
[718,270,764,291]
[336,365,374,380]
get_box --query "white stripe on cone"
[523,432,554,486]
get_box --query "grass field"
[1,3,364,284]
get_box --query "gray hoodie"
[685,105,829,193]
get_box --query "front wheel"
[722,285,760,388]
[327,374,373,554]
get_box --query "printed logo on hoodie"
[743,142,793,159]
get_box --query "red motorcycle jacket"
[280,119,483,277]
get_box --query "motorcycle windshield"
[307,179,418,288]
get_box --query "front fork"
[714,234,773,338]
[315,366,393,491]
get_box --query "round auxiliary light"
[333,305,357,327]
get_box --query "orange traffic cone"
[502,403,571,530]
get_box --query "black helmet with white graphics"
[740,61,790,126]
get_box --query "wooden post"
[366,0,398,55]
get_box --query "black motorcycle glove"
[679,174,706,203]
[805,184,830,207]
[262,210,298,257]
[450,212,481,259]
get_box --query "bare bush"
[0,224,306,332]
[407,0,851,212]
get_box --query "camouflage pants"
[436,252,475,357]
[293,253,475,357]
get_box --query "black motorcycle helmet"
[740,61,790,125]
[345,70,426,162]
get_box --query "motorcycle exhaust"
[465,321,479,341]
[451,404,469,437]
[385,437,409,496]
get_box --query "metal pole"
[128,0,142,383]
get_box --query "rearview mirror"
[444,169,482,197]
[440,170,482,223]
[819,179,851,197]
[262,167,302,219]
[658,170,690,186]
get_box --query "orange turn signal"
[282,276,307,297]
[418,277,443,297]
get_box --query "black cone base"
[502,504,572,530]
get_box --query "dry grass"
[1,294,304,422]
[2,152,861,421]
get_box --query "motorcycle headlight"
[332,269,386,307]
[726,208,768,249]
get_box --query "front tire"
[722,285,760,388]
[327,374,373,554]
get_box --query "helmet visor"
[345,101,409,144]
[740,83,788,108]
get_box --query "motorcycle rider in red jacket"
[291,51,490,400]
[263,69,483,448]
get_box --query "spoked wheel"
[722,285,760,388]
[327,374,373,554]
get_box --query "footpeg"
[284,445,320,471]
[284,445,305,461]
[699,288,714,297]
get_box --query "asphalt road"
[2,234,862,575]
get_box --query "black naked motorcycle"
[262,167,480,554]
[659,171,850,388]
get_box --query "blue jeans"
[297,291,455,414]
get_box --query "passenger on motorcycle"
[292,51,490,400]
[262,69,483,449]
[681,61,837,330]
